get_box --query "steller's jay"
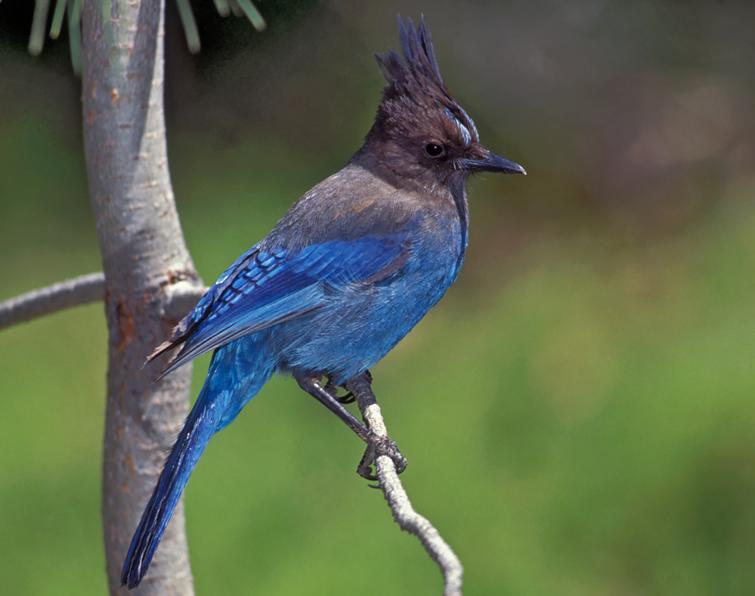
[122,15,525,588]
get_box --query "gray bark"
[82,1,202,594]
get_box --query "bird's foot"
[357,432,407,482]
[325,370,372,405]
[323,378,354,404]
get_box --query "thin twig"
[0,272,104,331]
[347,376,464,596]
[0,273,206,332]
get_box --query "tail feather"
[120,387,218,589]
[123,337,275,589]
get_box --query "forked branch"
[0,273,205,332]
[347,376,464,596]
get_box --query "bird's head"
[362,16,525,192]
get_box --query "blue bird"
[122,16,525,589]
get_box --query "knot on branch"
[162,280,206,321]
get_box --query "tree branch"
[0,272,104,331]
[162,280,206,320]
[0,274,205,333]
[347,376,464,596]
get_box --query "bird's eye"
[424,143,445,158]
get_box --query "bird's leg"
[345,372,407,481]
[296,374,372,441]
[296,372,406,480]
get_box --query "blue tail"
[120,382,217,589]
[121,338,274,589]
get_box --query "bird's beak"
[459,150,526,175]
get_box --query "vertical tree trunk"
[82,2,199,593]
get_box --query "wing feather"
[153,234,411,376]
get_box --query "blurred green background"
[1,1,754,594]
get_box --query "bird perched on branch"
[122,15,525,589]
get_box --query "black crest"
[370,16,480,151]
[375,15,449,106]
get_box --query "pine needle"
[28,0,51,55]
[176,0,201,53]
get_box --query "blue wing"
[152,234,412,377]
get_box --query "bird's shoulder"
[263,162,455,250]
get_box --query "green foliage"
[28,0,83,73]
[176,0,202,53]
[28,0,265,69]
[27,0,49,55]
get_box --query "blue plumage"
[123,336,275,586]
[122,16,524,589]
[157,234,411,379]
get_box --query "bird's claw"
[336,391,356,404]
[323,379,356,404]
[357,433,407,482]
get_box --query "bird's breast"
[421,189,468,272]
